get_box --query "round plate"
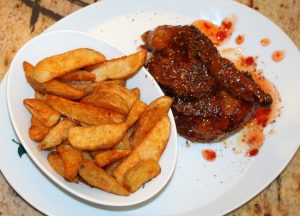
[1,0,300,215]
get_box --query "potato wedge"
[57,144,83,181]
[80,91,129,114]
[29,116,51,142]
[113,116,170,184]
[45,95,125,125]
[23,98,61,127]
[130,87,140,99]
[95,83,138,109]
[39,118,77,150]
[123,159,161,192]
[42,80,86,100]
[58,70,96,82]
[23,61,46,93]
[23,61,86,100]
[47,151,65,177]
[94,149,131,167]
[70,80,126,95]
[79,159,130,196]
[68,123,127,150]
[125,99,147,128]
[33,48,106,83]
[91,49,146,81]
[131,96,173,148]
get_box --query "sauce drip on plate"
[220,48,280,157]
[202,149,216,161]
[260,38,271,46]
[272,50,285,62]
[235,34,245,45]
[192,17,235,46]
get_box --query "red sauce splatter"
[192,18,235,46]
[202,149,216,161]
[240,56,256,66]
[221,48,280,158]
[235,34,245,45]
[260,38,271,46]
[254,107,272,127]
[246,148,259,157]
[272,50,285,62]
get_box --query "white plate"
[5,30,177,207]
[1,0,300,215]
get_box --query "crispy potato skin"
[93,149,131,167]
[70,80,126,95]
[24,61,87,100]
[113,116,171,184]
[48,151,65,177]
[38,118,77,150]
[80,91,129,114]
[23,98,61,127]
[94,83,138,109]
[29,116,51,142]
[125,99,147,128]
[45,95,125,125]
[58,70,96,82]
[123,159,161,192]
[57,144,83,181]
[68,123,128,151]
[91,49,146,81]
[79,159,130,196]
[131,96,173,148]
[33,48,106,83]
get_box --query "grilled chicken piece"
[142,25,272,142]
[142,25,272,106]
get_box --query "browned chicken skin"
[142,25,272,142]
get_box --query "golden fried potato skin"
[57,144,83,181]
[91,49,146,81]
[80,91,129,114]
[93,149,131,167]
[79,159,130,196]
[123,159,161,192]
[29,116,51,142]
[33,48,106,83]
[24,61,87,100]
[38,118,77,150]
[45,95,125,125]
[131,96,173,148]
[68,123,127,151]
[113,116,171,184]
[58,70,96,82]
[23,98,61,127]
[47,151,65,177]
